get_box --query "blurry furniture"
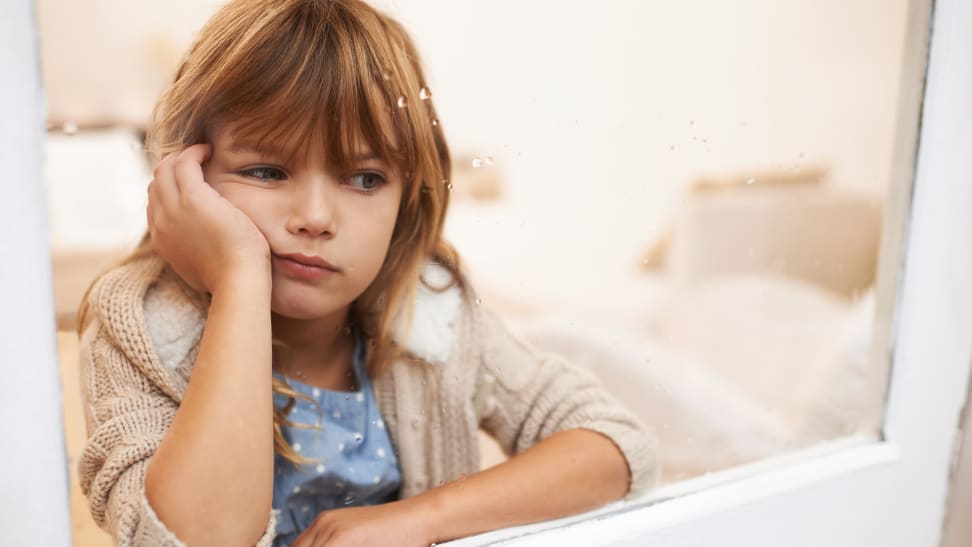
[651,169,883,298]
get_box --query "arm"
[77,268,277,547]
[143,269,274,546]
[415,307,657,541]
[420,428,628,540]
[290,429,627,547]
[142,143,277,545]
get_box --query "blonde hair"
[79,0,464,465]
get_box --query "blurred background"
[37,0,910,544]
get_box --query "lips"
[275,252,338,271]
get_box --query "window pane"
[41,1,919,542]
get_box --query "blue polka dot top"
[270,334,401,546]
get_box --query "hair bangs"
[197,0,411,175]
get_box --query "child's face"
[202,124,403,321]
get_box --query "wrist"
[211,258,271,295]
[408,483,453,544]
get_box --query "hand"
[291,500,437,547]
[146,144,270,293]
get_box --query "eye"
[239,166,287,181]
[347,171,386,191]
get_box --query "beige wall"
[39,0,910,304]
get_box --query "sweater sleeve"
[77,320,277,547]
[474,308,660,498]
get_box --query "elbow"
[144,459,272,547]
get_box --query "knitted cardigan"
[77,255,658,546]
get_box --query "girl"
[76,1,658,545]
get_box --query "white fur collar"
[147,262,464,369]
[394,262,464,365]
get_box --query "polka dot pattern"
[269,333,400,547]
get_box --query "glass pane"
[40,0,924,544]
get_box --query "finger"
[173,143,213,196]
[145,181,156,227]
[152,152,182,213]
[293,526,326,547]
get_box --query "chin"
[270,287,348,320]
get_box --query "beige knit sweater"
[78,255,658,546]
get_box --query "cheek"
[352,194,402,268]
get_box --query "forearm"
[417,429,630,543]
[145,268,274,546]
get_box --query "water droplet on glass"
[293,443,302,452]
[419,87,431,100]
[484,156,494,166]
[376,447,386,458]
[397,96,407,108]
[316,464,325,473]
[62,121,78,135]
[353,432,363,443]
[475,298,482,305]
[431,119,439,126]
[471,157,483,168]
[344,495,355,505]
[447,183,454,191]
[746,177,756,185]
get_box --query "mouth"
[272,252,339,280]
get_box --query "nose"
[285,178,336,238]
